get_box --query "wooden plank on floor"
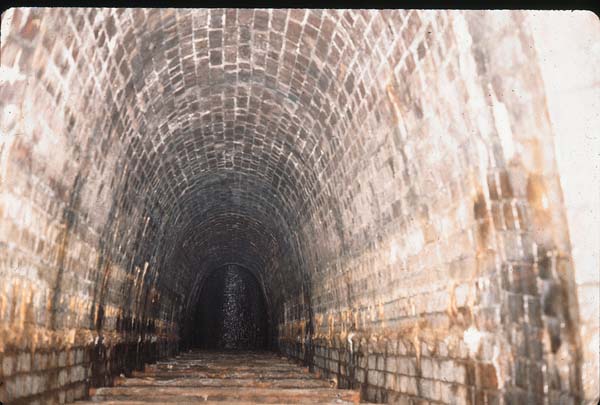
[145,364,304,372]
[77,401,359,405]
[115,376,333,388]
[77,350,362,404]
[131,370,317,380]
[90,386,360,403]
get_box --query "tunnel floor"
[76,351,361,404]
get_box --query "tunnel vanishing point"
[0,8,599,405]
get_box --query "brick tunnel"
[0,8,599,405]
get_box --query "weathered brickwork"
[0,8,597,404]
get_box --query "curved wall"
[0,9,597,404]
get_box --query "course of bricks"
[0,8,597,404]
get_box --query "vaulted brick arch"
[1,8,598,404]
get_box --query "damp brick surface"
[0,8,598,405]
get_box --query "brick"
[0,8,595,405]
[17,352,31,373]
[2,355,15,376]
[419,378,442,401]
[399,375,418,396]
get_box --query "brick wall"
[278,11,595,404]
[0,8,597,404]
[0,8,179,404]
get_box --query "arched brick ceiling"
[5,7,407,315]
[3,8,599,403]
[106,8,392,305]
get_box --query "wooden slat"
[145,364,303,372]
[115,376,333,388]
[90,386,360,403]
[77,401,358,405]
[79,350,361,404]
[131,369,316,379]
